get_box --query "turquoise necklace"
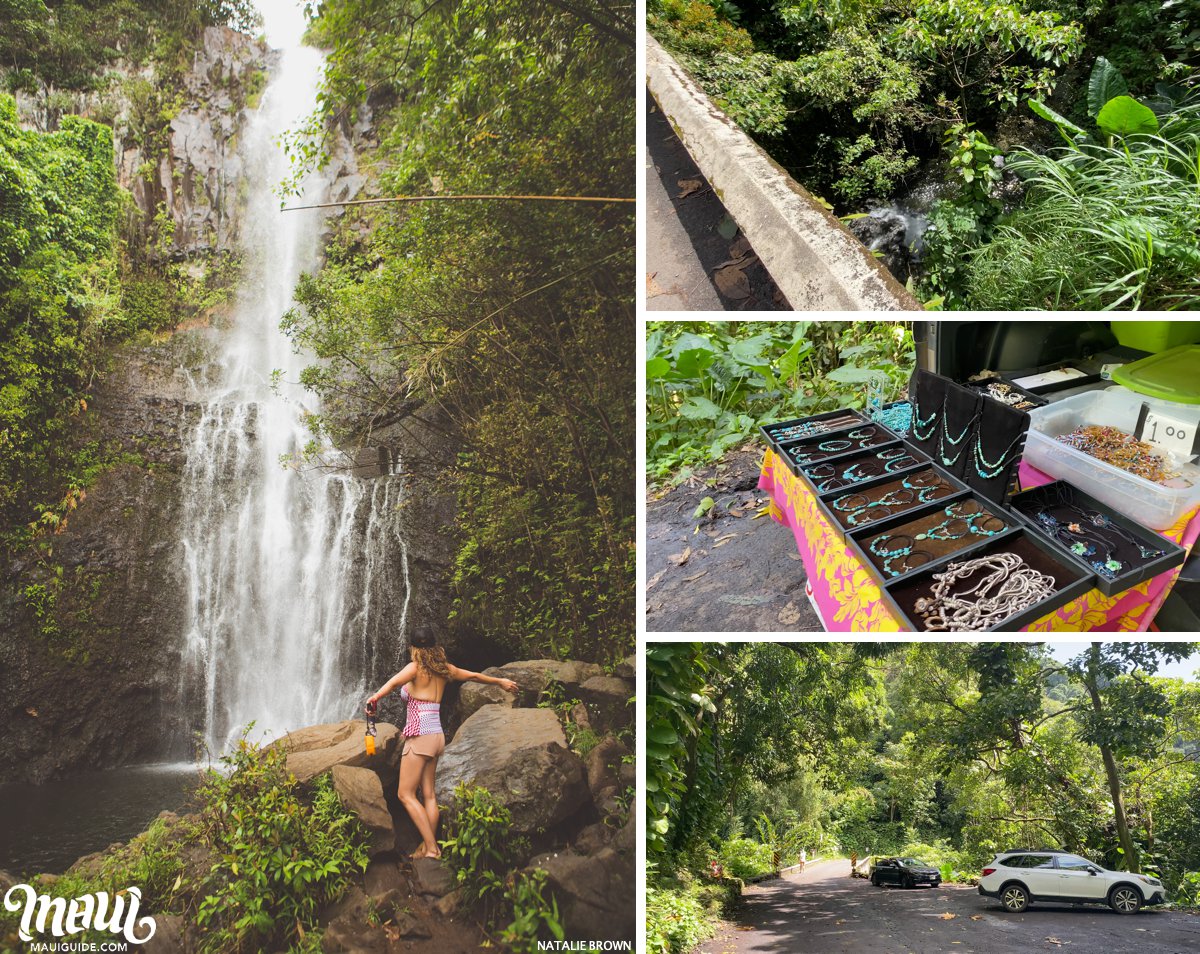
[913,502,1006,542]
[939,413,972,467]
[973,430,1026,480]
[912,399,939,442]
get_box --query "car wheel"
[1001,884,1029,913]
[871,874,880,887]
[1109,886,1142,915]
[903,874,915,890]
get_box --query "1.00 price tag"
[1143,409,1199,460]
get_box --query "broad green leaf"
[675,348,715,378]
[647,723,680,745]
[646,356,670,380]
[826,365,880,384]
[1096,95,1159,138]
[678,395,723,420]
[693,496,715,519]
[1087,57,1128,119]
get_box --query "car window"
[899,858,927,867]
[1027,855,1055,868]
[1001,855,1029,867]
[1056,855,1096,871]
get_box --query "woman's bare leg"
[420,756,440,856]
[398,753,438,857]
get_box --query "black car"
[870,856,942,889]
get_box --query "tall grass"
[965,103,1200,309]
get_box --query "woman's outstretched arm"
[448,664,518,693]
[367,662,417,704]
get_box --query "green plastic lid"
[1111,344,1200,404]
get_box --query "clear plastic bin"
[1024,387,1200,531]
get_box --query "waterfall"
[178,0,410,755]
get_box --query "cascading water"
[179,0,410,755]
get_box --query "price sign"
[1143,409,1198,459]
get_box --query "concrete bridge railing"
[647,36,922,311]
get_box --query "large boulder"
[330,765,395,856]
[527,846,634,943]
[457,660,606,723]
[320,885,387,954]
[613,654,635,680]
[578,676,633,733]
[270,720,400,783]
[435,706,590,836]
[584,736,630,804]
[141,914,195,954]
[411,857,456,897]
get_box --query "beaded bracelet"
[914,552,1056,631]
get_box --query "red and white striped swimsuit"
[401,684,443,737]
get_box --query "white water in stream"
[179,1,410,755]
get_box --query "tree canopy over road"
[646,641,1200,952]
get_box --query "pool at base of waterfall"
[0,763,202,877]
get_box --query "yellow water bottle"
[364,699,378,756]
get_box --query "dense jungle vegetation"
[648,0,1200,310]
[1,0,634,662]
[285,0,635,661]
[646,642,1200,952]
[0,0,256,543]
[646,320,914,484]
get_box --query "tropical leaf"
[1087,57,1128,119]
[1096,96,1159,138]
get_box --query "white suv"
[978,850,1166,915]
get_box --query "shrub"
[718,837,775,880]
[441,783,524,910]
[192,739,369,954]
[500,868,565,953]
[645,880,718,954]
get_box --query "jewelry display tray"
[759,408,870,448]
[1008,480,1187,597]
[879,527,1095,632]
[813,464,973,539]
[774,422,905,476]
[841,491,1024,591]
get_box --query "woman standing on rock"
[367,628,519,859]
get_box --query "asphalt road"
[697,859,1200,954]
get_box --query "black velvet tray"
[780,423,896,471]
[882,529,1094,632]
[820,466,968,537]
[798,444,928,495]
[760,408,869,450]
[1008,480,1186,597]
[846,494,1021,586]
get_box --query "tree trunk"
[1085,643,1140,873]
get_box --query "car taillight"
[982,868,996,876]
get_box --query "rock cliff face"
[0,30,431,784]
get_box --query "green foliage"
[645,879,716,954]
[441,783,522,909]
[645,321,914,482]
[718,837,774,880]
[283,0,633,664]
[499,869,565,953]
[943,124,1002,205]
[192,739,369,953]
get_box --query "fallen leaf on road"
[729,234,753,260]
[713,262,751,300]
[683,569,708,583]
[25,707,38,717]
[728,507,746,517]
[1045,938,1065,947]
[752,506,772,519]
[938,912,957,920]
[646,569,666,591]
[778,602,802,626]
[736,925,755,931]
[712,533,738,548]
[668,547,691,566]
[677,178,704,198]
[969,915,983,920]
[788,552,803,561]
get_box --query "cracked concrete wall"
[646,36,921,312]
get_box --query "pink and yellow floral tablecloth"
[758,448,1200,632]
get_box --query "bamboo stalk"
[282,193,636,211]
